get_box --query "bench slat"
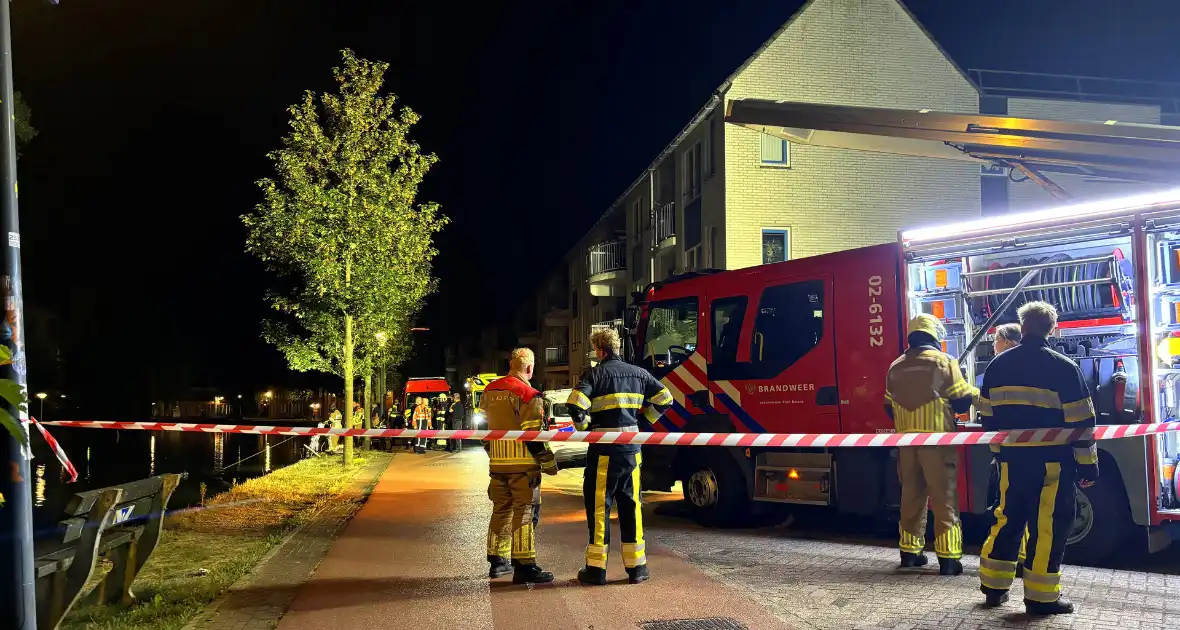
[63,476,168,517]
[59,495,156,544]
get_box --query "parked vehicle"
[625,190,1180,563]
[544,388,587,467]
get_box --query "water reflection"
[34,464,46,507]
[30,427,311,541]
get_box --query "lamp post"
[34,393,44,419]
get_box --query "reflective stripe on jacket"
[480,375,553,473]
[567,356,672,454]
[885,345,977,433]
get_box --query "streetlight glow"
[35,393,46,400]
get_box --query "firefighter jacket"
[566,355,673,455]
[978,337,1099,480]
[412,403,432,430]
[479,375,556,474]
[885,340,977,433]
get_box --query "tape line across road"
[40,420,1180,447]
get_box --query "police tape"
[39,419,1180,448]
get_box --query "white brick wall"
[1004,98,1165,212]
[723,0,981,269]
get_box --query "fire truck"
[627,190,1180,564]
[623,102,1180,564]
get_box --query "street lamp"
[34,393,46,419]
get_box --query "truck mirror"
[625,305,641,329]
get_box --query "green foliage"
[243,50,447,456]
[0,344,28,452]
[14,91,37,155]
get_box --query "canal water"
[28,424,313,541]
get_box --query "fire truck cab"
[629,190,1180,563]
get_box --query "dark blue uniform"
[567,355,672,573]
[977,337,1098,607]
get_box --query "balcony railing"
[588,239,626,277]
[653,201,675,246]
[544,346,569,366]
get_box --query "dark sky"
[9,0,1180,413]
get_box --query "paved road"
[279,450,1180,629]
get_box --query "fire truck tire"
[682,452,751,527]
[1064,460,1133,565]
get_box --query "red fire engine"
[628,189,1180,564]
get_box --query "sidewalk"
[276,450,793,630]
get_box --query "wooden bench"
[34,473,184,630]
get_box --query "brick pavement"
[184,451,402,630]
[651,527,1180,630]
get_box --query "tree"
[14,91,36,155]
[243,49,447,465]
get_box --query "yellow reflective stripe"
[1018,527,1029,563]
[989,443,1001,454]
[512,522,536,560]
[1073,443,1098,465]
[626,452,645,569]
[487,531,510,557]
[980,462,1009,562]
[592,455,609,547]
[1023,570,1063,602]
[648,387,673,406]
[945,380,974,399]
[489,440,535,465]
[1063,397,1095,423]
[642,405,661,422]
[892,398,954,433]
[1032,462,1062,575]
[988,385,1062,410]
[585,543,608,569]
[884,390,894,404]
[977,396,992,417]
[934,523,963,559]
[590,392,646,412]
[979,557,1016,573]
[899,529,925,553]
[567,390,591,410]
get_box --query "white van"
[543,389,587,467]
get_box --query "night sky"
[9,0,1179,416]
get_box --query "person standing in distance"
[567,327,673,585]
[480,348,559,584]
[884,313,977,575]
[978,301,1098,615]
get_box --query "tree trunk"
[362,372,372,451]
[343,312,355,467]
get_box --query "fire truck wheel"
[1065,463,1132,565]
[682,453,750,527]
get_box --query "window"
[641,298,698,373]
[632,198,644,232]
[708,116,717,177]
[631,241,642,282]
[759,133,790,167]
[750,280,824,377]
[683,141,703,203]
[711,297,747,364]
[762,228,789,265]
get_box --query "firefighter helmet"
[908,313,947,343]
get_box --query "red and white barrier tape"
[40,419,1180,448]
[30,418,79,483]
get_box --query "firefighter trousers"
[980,457,1076,603]
[897,446,962,559]
[583,450,645,570]
[487,471,542,563]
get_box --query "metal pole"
[0,0,35,626]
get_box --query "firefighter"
[990,323,1031,572]
[567,327,672,585]
[884,313,976,575]
[978,301,1098,615]
[480,348,559,584]
[412,396,432,454]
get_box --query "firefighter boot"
[938,558,963,576]
[899,551,928,568]
[511,560,554,585]
[488,556,512,579]
[577,566,608,586]
[980,586,1010,608]
[626,564,650,584]
[1025,597,1074,616]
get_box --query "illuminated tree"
[244,49,447,465]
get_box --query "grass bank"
[63,451,391,630]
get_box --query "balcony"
[653,202,676,251]
[543,346,569,372]
[587,239,627,297]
